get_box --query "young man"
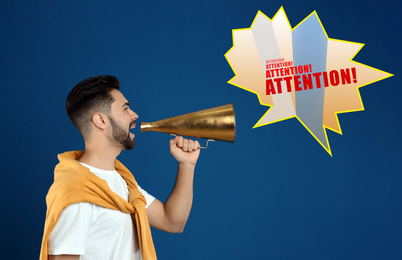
[40,75,200,260]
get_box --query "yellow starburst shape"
[225,7,393,156]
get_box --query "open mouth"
[129,121,136,138]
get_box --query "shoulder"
[46,168,90,206]
[46,163,93,215]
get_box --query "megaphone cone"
[140,103,236,143]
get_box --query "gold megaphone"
[140,103,236,147]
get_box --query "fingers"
[170,136,180,145]
[174,136,200,152]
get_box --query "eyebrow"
[122,102,130,108]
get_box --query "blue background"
[1,0,401,259]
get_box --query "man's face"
[108,89,138,150]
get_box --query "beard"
[108,115,136,150]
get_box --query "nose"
[129,109,139,120]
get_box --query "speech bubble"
[225,7,393,155]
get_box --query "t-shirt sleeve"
[137,184,155,209]
[48,202,93,255]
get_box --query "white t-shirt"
[49,163,155,260]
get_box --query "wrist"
[178,162,196,171]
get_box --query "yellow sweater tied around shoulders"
[40,151,157,260]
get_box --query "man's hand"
[169,136,200,165]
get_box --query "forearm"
[164,162,195,232]
[147,136,199,233]
[49,255,80,260]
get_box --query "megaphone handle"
[169,134,214,149]
[201,139,215,149]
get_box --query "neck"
[78,139,122,171]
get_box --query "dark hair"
[66,75,120,137]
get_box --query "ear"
[92,113,108,130]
